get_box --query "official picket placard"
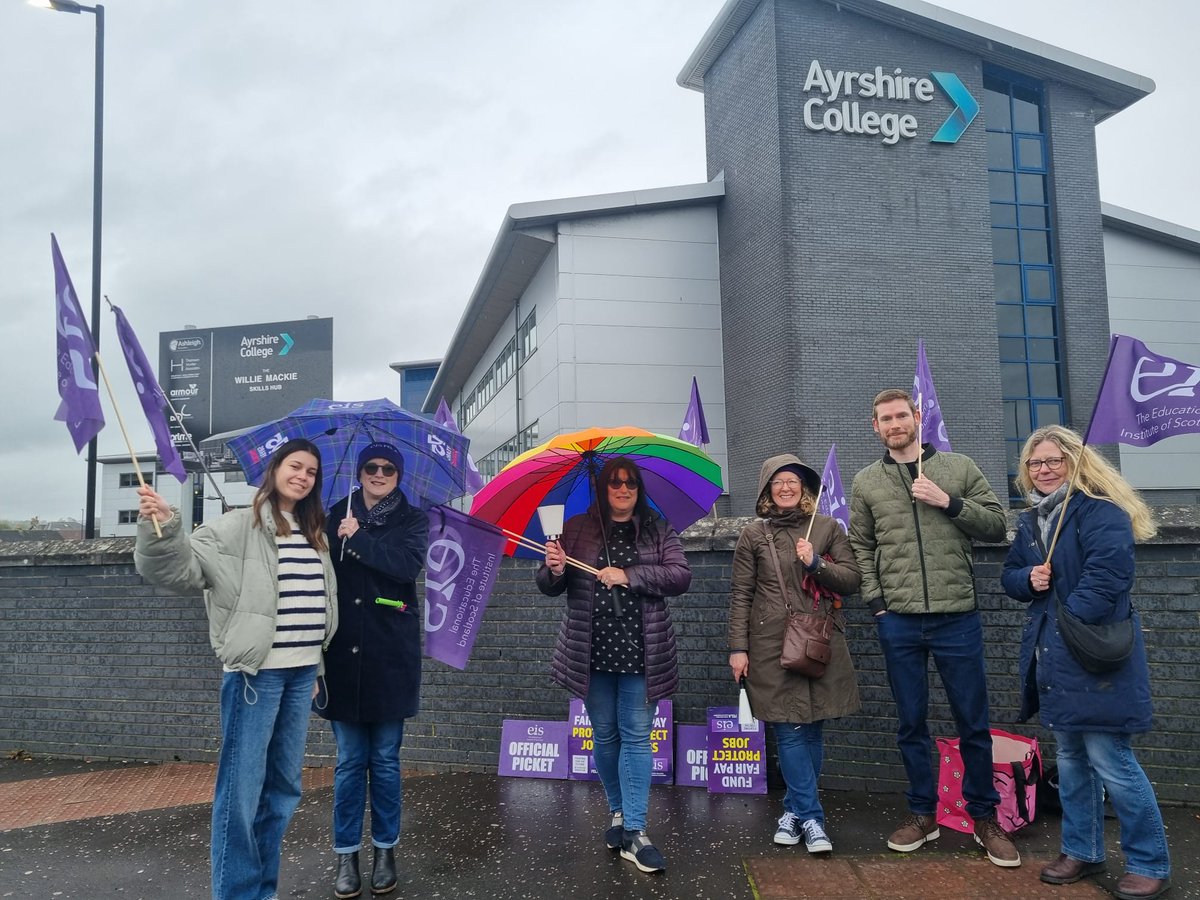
[707,707,767,794]
[674,724,709,788]
[497,720,569,780]
[567,698,673,783]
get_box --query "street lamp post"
[32,0,105,538]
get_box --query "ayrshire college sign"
[158,317,332,448]
[801,60,978,145]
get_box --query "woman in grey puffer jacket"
[536,456,690,876]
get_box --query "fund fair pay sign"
[567,698,673,783]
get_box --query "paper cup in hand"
[738,683,755,728]
[537,504,565,541]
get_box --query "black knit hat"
[357,442,404,481]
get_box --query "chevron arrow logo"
[279,332,294,356]
[929,71,979,144]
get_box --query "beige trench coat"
[729,514,862,724]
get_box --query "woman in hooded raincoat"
[729,453,861,853]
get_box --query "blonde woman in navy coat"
[1002,425,1168,899]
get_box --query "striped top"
[261,512,327,670]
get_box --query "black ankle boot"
[371,846,397,895]
[334,851,361,899]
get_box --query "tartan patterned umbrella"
[469,426,723,558]
[225,398,470,509]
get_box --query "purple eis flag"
[816,443,850,535]
[1086,334,1200,446]
[51,235,105,451]
[677,377,711,447]
[424,505,508,670]
[111,305,187,482]
[434,397,484,494]
[913,339,951,451]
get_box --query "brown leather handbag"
[765,524,832,678]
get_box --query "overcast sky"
[1,0,1194,523]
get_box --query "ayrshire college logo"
[800,59,978,146]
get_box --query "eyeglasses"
[608,478,639,490]
[363,463,398,477]
[770,479,803,489]
[1025,457,1065,472]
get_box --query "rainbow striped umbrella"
[469,426,723,558]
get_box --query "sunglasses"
[362,463,397,477]
[608,478,639,490]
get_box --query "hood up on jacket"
[756,453,821,504]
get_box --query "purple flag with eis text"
[434,397,484,494]
[424,505,507,670]
[51,234,105,451]
[112,305,187,482]
[913,339,951,451]
[1086,334,1200,446]
[816,443,850,535]
[677,376,711,447]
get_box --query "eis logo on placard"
[800,60,978,145]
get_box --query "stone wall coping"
[3,505,1198,566]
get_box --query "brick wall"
[2,512,1197,803]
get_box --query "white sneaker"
[801,819,832,854]
[774,812,801,845]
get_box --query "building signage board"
[159,317,333,452]
[800,60,978,145]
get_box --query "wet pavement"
[0,757,1197,899]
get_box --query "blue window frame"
[984,68,1064,500]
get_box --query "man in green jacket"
[849,389,1019,868]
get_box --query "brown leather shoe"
[1039,853,1106,884]
[1114,872,1170,899]
[886,813,939,852]
[972,814,1020,867]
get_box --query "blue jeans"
[1054,730,1170,879]
[330,719,405,852]
[212,665,317,900]
[585,671,655,833]
[876,611,998,820]
[773,720,825,824]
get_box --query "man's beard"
[883,428,917,452]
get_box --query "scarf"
[1030,483,1069,550]
[765,510,843,609]
[351,486,404,529]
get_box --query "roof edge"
[426,176,727,411]
[678,0,1153,113]
[1102,203,1200,255]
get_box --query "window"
[119,472,149,489]
[118,510,139,525]
[477,421,538,481]
[519,310,537,362]
[985,68,1064,501]
[461,308,537,428]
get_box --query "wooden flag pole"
[94,352,161,537]
[1043,464,1081,564]
[804,482,825,542]
[500,527,601,575]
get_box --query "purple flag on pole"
[51,234,105,452]
[434,397,484,494]
[914,338,951,451]
[111,305,187,482]
[677,376,711,447]
[424,505,507,670]
[1085,334,1200,446]
[816,443,850,535]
